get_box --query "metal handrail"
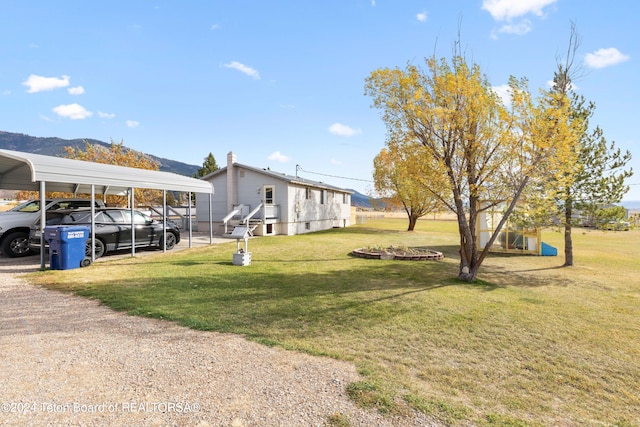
[243,203,263,225]
[145,205,194,230]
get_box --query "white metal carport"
[0,148,215,268]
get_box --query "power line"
[296,164,373,183]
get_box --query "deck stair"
[223,203,263,236]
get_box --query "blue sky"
[2,0,638,200]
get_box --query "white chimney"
[227,152,237,212]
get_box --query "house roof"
[0,148,214,195]
[203,163,353,193]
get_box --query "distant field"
[27,218,640,426]
[0,201,17,212]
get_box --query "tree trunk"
[407,213,418,231]
[458,244,481,281]
[453,192,481,282]
[457,264,477,282]
[458,227,479,282]
[564,198,574,266]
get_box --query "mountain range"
[0,131,199,177]
[0,131,373,207]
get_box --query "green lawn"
[27,219,640,426]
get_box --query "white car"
[605,220,631,231]
[0,198,105,257]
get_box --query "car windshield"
[9,199,96,213]
[9,200,45,212]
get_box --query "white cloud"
[267,151,291,163]
[98,111,115,119]
[492,84,512,106]
[482,0,557,21]
[2,90,10,96]
[126,120,140,128]
[52,103,93,120]
[328,123,362,137]
[23,74,70,93]
[223,61,261,80]
[68,86,85,95]
[331,159,342,165]
[211,23,220,30]
[416,11,428,22]
[585,48,630,69]
[497,19,532,35]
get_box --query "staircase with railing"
[223,203,264,236]
[221,203,284,236]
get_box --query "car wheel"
[2,232,32,258]
[85,238,106,258]
[160,232,177,250]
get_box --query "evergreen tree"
[549,24,633,266]
[196,153,219,177]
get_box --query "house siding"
[195,154,351,236]
[195,173,227,233]
[283,185,351,235]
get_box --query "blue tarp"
[541,242,557,256]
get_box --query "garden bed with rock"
[352,246,444,261]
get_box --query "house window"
[266,223,274,234]
[343,193,348,204]
[265,186,274,204]
[305,222,311,230]
[305,187,311,200]
[320,190,326,204]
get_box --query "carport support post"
[188,192,193,248]
[90,185,96,262]
[39,181,46,270]
[130,187,135,257]
[209,193,213,244]
[162,190,167,252]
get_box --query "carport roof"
[0,148,213,195]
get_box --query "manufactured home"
[196,152,352,236]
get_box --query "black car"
[29,208,181,258]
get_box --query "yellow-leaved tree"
[17,140,163,207]
[365,49,578,281]
[373,139,444,231]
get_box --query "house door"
[264,186,274,205]
[263,185,277,222]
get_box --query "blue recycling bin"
[44,225,90,270]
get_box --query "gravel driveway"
[0,255,436,426]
